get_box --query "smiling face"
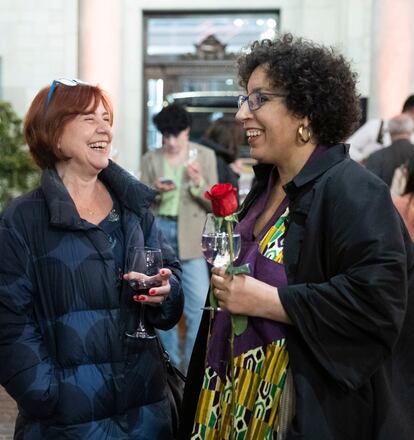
[56,100,113,177]
[236,65,308,166]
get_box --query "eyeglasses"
[45,78,89,110]
[237,91,287,112]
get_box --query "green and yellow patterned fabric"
[192,207,291,439]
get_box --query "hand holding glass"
[125,246,163,339]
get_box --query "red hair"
[23,82,113,169]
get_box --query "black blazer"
[365,138,414,186]
[180,144,414,439]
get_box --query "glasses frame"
[45,78,89,110]
[237,91,287,112]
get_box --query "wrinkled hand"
[123,268,172,307]
[186,161,202,187]
[211,267,291,323]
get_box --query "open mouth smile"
[88,141,108,151]
[246,129,263,143]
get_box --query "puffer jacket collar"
[42,160,157,229]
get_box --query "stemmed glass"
[201,214,241,268]
[126,246,163,339]
[186,146,198,165]
[201,214,241,311]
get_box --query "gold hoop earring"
[297,124,311,143]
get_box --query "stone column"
[78,0,121,134]
[370,0,414,118]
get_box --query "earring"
[297,124,311,143]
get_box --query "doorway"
[143,10,280,152]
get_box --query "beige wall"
[370,0,414,119]
[1,0,413,173]
[115,0,375,172]
[0,0,78,115]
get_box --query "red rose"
[204,183,238,217]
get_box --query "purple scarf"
[207,170,289,380]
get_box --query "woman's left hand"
[211,267,291,323]
[211,267,258,315]
[123,268,172,307]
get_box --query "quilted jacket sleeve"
[0,218,59,417]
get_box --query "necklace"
[76,204,99,217]
[78,206,118,221]
[82,207,97,216]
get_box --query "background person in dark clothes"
[365,113,414,186]
[393,154,414,240]
[348,94,414,163]
[199,116,245,194]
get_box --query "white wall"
[1,0,412,173]
[0,0,78,115]
[370,0,414,119]
[118,0,373,172]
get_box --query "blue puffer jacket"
[0,161,183,439]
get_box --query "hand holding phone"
[156,177,176,192]
[159,177,175,185]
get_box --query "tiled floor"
[0,387,16,439]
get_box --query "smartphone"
[159,177,175,185]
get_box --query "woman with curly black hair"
[180,33,414,440]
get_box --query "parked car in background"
[165,91,239,140]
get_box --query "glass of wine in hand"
[126,246,163,339]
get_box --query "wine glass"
[201,214,241,268]
[186,146,198,165]
[126,246,163,339]
[201,214,241,312]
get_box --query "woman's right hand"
[123,268,172,306]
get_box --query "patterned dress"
[192,173,294,439]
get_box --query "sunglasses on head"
[45,78,89,110]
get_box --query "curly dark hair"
[153,103,192,136]
[237,33,361,144]
[402,95,414,113]
[203,117,244,161]
[403,155,414,195]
